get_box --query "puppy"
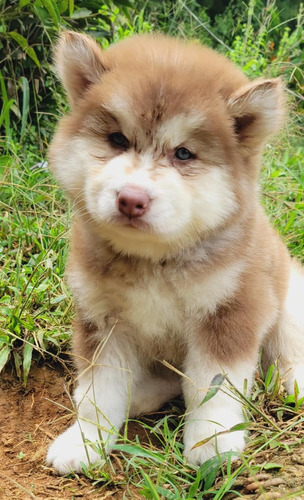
[46,32,304,474]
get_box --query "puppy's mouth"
[110,214,152,232]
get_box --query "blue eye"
[109,132,129,148]
[175,147,194,160]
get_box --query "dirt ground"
[1,364,304,500]
[0,363,131,499]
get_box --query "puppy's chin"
[96,218,198,260]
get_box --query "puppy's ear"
[227,79,285,152]
[53,31,107,106]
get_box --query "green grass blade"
[199,373,226,407]
[23,340,34,385]
[140,470,161,500]
[0,98,14,131]
[69,0,74,16]
[0,345,11,373]
[112,443,166,464]
[20,77,30,140]
[0,70,13,141]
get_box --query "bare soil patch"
[1,364,304,499]
[0,364,129,499]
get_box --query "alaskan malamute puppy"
[46,32,304,474]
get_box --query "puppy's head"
[50,32,284,260]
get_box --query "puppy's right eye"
[109,132,129,149]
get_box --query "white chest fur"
[69,258,244,341]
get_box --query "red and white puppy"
[46,32,304,474]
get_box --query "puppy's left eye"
[109,132,129,149]
[175,147,194,161]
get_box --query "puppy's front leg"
[47,333,137,474]
[183,342,257,465]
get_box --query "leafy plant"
[0,0,139,149]
[0,149,71,382]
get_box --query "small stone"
[263,477,285,488]
[245,481,260,492]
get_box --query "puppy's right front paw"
[46,422,103,474]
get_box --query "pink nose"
[117,187,150,219]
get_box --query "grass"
[0,144,72,382]
[261,133,304,262]
[1,0,304,497]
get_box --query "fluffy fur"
[46,31,304,474]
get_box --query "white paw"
[284,365,304,399]
[46,422,105,474]
[183,424,245,466]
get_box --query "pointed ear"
[53,31,107,106]
[227,79,285,152]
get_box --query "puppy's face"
[50,33,284,259]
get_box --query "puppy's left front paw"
[183,424,245,466]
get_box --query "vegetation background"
[0,0,304,497]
